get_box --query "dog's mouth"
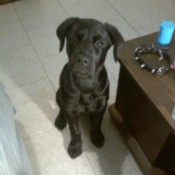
[73,71,90,78]
[73,71,89,78]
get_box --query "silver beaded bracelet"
[134,43,175,75]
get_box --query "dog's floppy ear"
[56,17,80,52]
[104,23,125,62]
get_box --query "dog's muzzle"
[69,54,95,78]
[77,55,89,67]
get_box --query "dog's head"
[56,17,124,78]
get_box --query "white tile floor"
[0,0,175,174]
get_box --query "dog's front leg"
[90,108,106,148]
[66,113,82,158]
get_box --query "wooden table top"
[118,32,175,132]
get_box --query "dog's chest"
[80,93,93,105]
[74,77,97,92]
[77,93,106,113]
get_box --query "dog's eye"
[95,40,105,48]
[69,35,78,44]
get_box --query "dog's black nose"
[77,56,89,67]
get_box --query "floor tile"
[59,0,118,22]
[137,23,160,36]
[0,14,46,90]
[0,3,18,22]
[107,19,139,41]
[0,44,46,90]
[13,0,68,58]
[0,18,29,52]
[7,79,57,123]
[24,127,95,175]
[106,0,175,30]
[85,138,142,175]
[40,53,68,90]
[59,0,138,41]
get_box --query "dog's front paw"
[91,131,104,148]
[55,113,67,130]
[68,141,82,159]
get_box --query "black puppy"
[55,17,124,158]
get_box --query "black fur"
[55,17,124,158]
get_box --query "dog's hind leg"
[55,110,67,130]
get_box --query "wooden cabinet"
[109,33,175,175]
[0,0,16,5]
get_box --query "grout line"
[12,3,57,92]
[57,0,71,17]
[84,152,98,175]
[104,0,140,36]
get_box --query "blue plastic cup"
[158,20,175,46]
